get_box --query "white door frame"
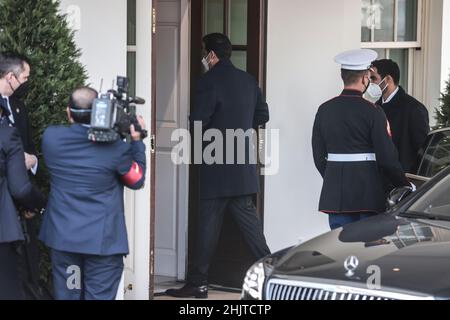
[176,0,191,281]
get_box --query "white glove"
[410,182,417,192]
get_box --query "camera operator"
[39,86,146,300]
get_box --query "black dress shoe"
[165,283,208,299]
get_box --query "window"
[361,0,422,92]
[127,0,137,96]
[203,0,248,71]
[408,174,450,217]
[417,130,450,178]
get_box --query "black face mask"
[362,76,370,94]
[12,80,30,99]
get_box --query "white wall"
[414,0,445,124]
[59,0,127,89]
[264,0,362,252]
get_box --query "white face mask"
[364,77,387,103]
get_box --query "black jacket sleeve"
[253,87,269,128]
[312,110,327,177]
[409,104,430,154]
[371,109,409,187]
[5,128,45,210]
[9,98,37,155]
[190,77,217,128]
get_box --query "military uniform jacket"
[312,89,409,214]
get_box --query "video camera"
[88,76,147,143]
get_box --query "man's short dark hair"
[0,52,30,78]
[341,69,367,86]
[69,87,98,124]
[202,33,232,60]
[371,59,401,85]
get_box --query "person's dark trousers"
[328,212,377,230]
[188,195,271,286]
[0,243,24,300]
[51,249,124,300]
[17,217,42,299]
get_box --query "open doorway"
[152,0,267,294]
[189,0,267,289]
[153,0,191,293]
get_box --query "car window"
[417,130,450,178]
[408,174,450,216]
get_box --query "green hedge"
[0,0,87,289]
[435,74,450,128]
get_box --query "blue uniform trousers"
[51,249,124,300]
[328,212,377,230]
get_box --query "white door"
[155,0,190,280]
[123,0,153,300]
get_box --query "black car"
[242,128,450,301]
[408,127,450,187]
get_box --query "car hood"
[269,214,450,298]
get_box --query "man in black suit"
[0,52,41,299]
[370,59,430,173]
[0,55,46,300]
[166,33,271,298]
[0,53,37,171]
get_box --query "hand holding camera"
[130,115,146,142]
[88,76,147,143]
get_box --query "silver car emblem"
[344,256,359,277]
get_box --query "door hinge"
[150,134,156,154]
[152,8,156,34]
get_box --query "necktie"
[0,97,11,126]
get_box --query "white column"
[130,0,153,300]
[441,0,450,92]
[414,0,445,124]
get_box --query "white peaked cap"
[334,49,378,71]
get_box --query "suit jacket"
[9,96,37,156]
[312,89,409,214]
[39,124,146,255]
[0,125,46,243]
[190,59,269,199]
[379,86,430,172]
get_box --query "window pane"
[408,174,450,217]
[204,0,224,35]
[231,50,247,71]
[361,0,373,42]
[127,0,136,46]
[229,0,248,45]
[418,131,450,178]
[389,48,409,91]
[397,0,418,41]
[127,51,136,97]
[361,0,395,42]
[374,48,387,59]
[374,0,395,42]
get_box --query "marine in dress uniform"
[312,49,410,230]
